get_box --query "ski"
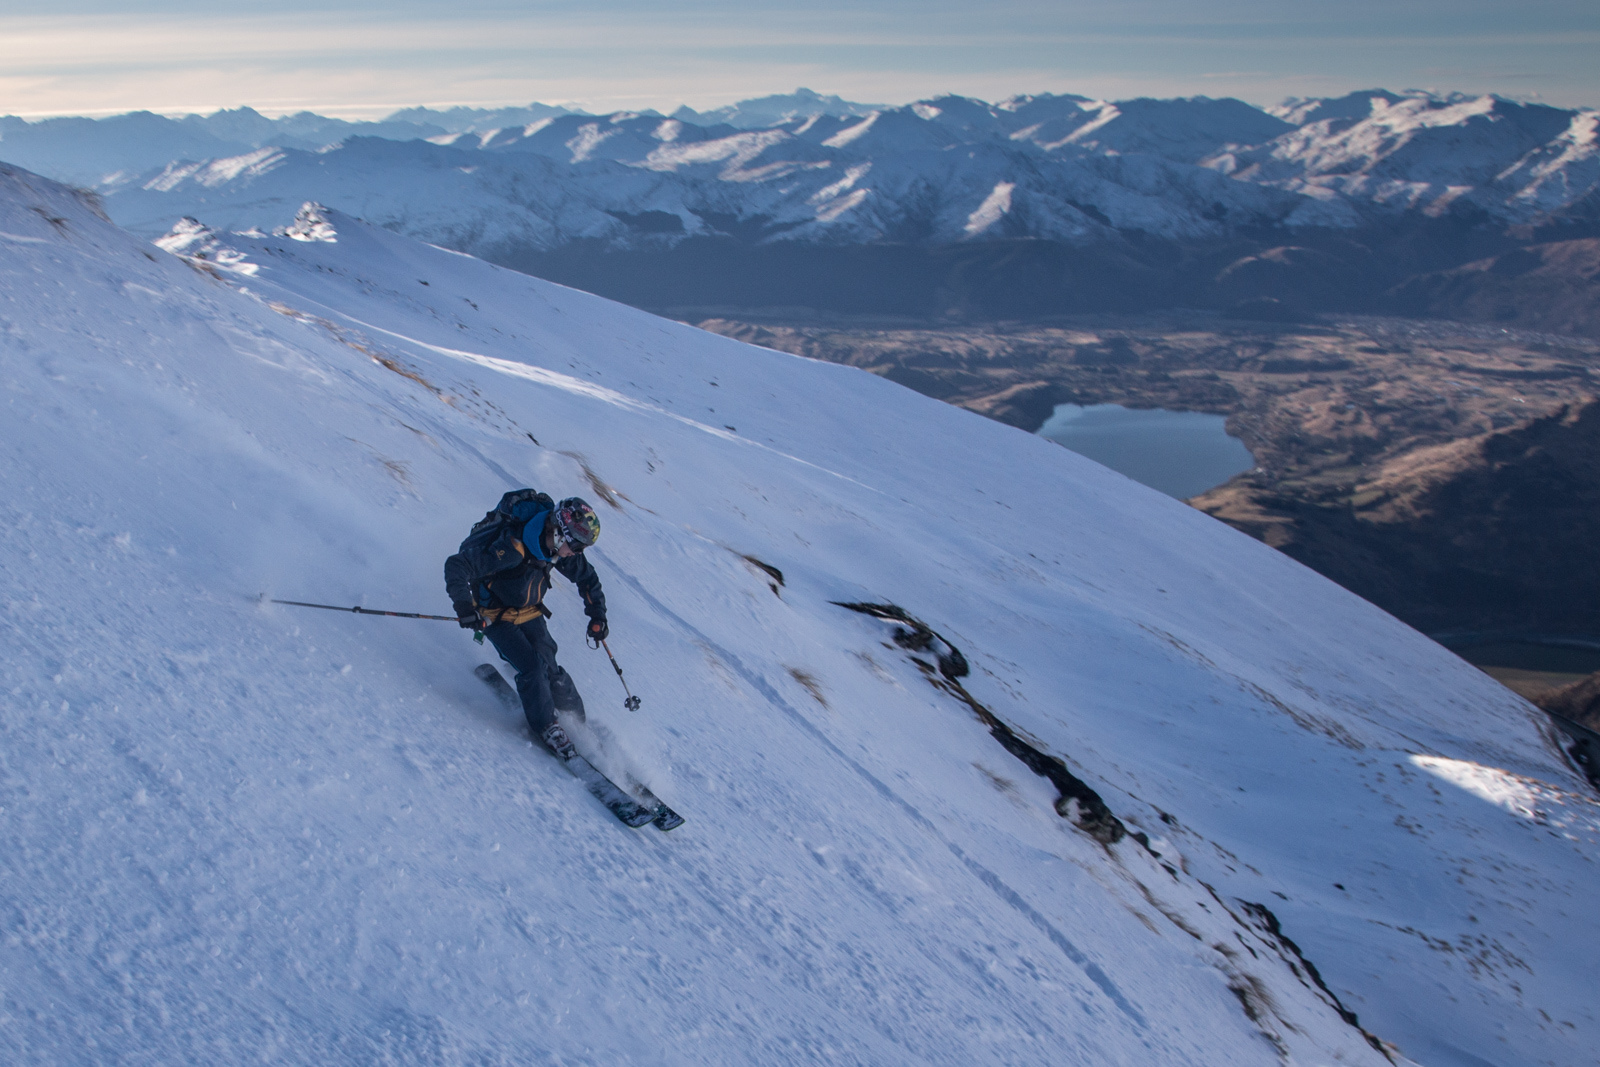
[475,664,682,831]
[626,778,686,832]
[565,752,658,829]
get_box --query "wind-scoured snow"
[2,172,1596,1066]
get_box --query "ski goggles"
[555,499,600,549]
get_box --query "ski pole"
[264,597,457,622]
[596,638,642,711]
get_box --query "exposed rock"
[832,601,1127,844]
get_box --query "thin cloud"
[4,13,1597,71]
[1,5,1596,117]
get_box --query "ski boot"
[540,721,577,761]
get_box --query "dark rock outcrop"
[833,601,1127,844]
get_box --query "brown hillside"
[1536,671,1600,733]
[1391,238,1600,338]
[1196,400,1600,633]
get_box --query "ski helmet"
[554,497,600,549]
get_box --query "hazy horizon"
[0,1,1595,120]
[2,83,1592,126]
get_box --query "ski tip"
[474,663,502,681]
[652,808,686,832]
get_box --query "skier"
[444,491,608,760]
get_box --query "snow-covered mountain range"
[1219,91,1598,224]
[0,109,446,191]
[4,88,1591,259]
[2,164,1596,1065]
[0,103,590,191]
[103,103,1336,251]
[0,93,863,194]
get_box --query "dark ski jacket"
[444,490,607,629]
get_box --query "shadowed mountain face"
[1199,400,1600,635]
[1391,238,1600,338]
[503,220,1518,325]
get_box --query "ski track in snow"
[316,307,886,497]
[1,175,1596,1066]
[603,555,1147,1028]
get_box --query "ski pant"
[484,615,586,735]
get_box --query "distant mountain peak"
[672,88,885,129]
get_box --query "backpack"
[456,489,554,579]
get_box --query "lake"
[1037,403,1256,500]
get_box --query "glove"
[457,608,484,630]
[587,618,609,642]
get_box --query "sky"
[0,0,1596,119]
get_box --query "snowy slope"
[3,170,1597,1066]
